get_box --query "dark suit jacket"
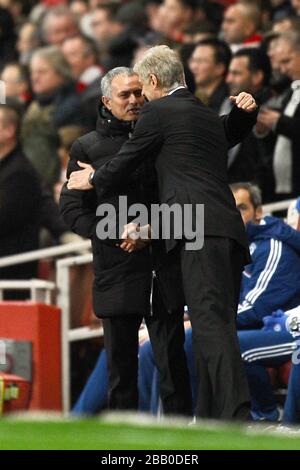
[92,89,257,256]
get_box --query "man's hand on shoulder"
[67,161,95,190]
[230,92,258,113]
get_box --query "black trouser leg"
[181,237,251,420]
[102,316,142,411]
[145,278,193,417]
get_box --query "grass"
[0,415,300,450]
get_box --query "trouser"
[239,329,297,419]
[283,360,300,425]
[102,277,192,416]
[180,236,251,420]
[139,327,197,415]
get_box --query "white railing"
[262,199,295,216]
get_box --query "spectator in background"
[156,0,201,42]
[62,35,104,129]
[70,0,89,19]
[0,63,32,108]
[220,48,272,191]
[188,38,231,112]
[222,1,263,52]
[21,46,86,187]
[256,31,300,199]
[0,6,17,70]
[42,5,79,46]
[0,104,41,299]
[292,0,300,16]
[16,22,42,66]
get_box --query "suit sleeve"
[60,139,97,238]
[237,239,297,329]
[92,105,163,197]
[275,112,300,141]
[221,106,259,149]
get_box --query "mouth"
[127,108,140,114]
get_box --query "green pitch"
[0,416,300,450]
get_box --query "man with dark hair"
[62,34,104,129]
[189,38,231,111]
[227,47,272,104]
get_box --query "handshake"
[117,223,151,253]
[263,307,300,337]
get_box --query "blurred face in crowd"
[189,45,225,86]
[276,39,300,81]
[232,188,262,225]
[158,0,193,34]
[292,0,300,15]
[62,37,95,79]
[45,14,79,46]
[70,0,89,18]
[227,56,263,95]
[102,74,144,121]
[1,65,28,98]
[272,18,293,33]
[30,56,64,95]
[222,5,254,44]
[91,8,119,42]
[17,23,38,55]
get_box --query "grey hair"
[133,45,186,92]
[31,46,73,82]
[100,67,138,98]
[230,182,262,208]
[277,30,300,51]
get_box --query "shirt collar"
[168,85,186,96]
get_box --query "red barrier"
[0,303,61,411]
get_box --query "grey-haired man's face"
[102,74,144,121]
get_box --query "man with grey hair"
[61,66,193,415]
[68,45,259,421]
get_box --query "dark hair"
[233,48,271,87]
[195,38,232,73]
[230,182,262,208]
[94,2,120,20]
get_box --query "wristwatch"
[88,171,95,187]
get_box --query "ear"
[102,95,111,110]
[255,206,263,222]
[149,73,158,88]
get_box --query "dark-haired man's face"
[62,37,95,79]
[226,56,254,95]
[233,188,262,225]
[189,45,224,86]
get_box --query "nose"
[129,93,138,104]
